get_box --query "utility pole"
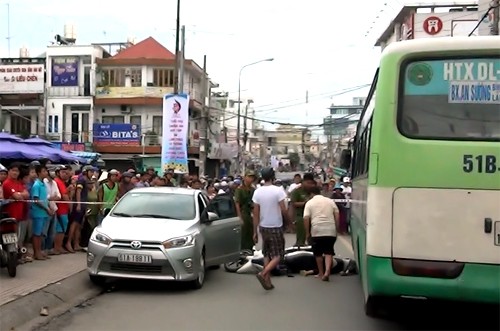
[6,3,11,57]
[179,25,186,92]
[301,128,306,154]
[236,78,242,175]
[173,0,181,94]
[301,128,307,170]
[242,101,250,174]
[492,0,499,35]
[198,55,208,177]
[236,58,274,175]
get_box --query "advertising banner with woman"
[161,93,190,173]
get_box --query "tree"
[288,152,300,169]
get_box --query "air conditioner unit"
[120,105,132,114]
[125,69,131,76]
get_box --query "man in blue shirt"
[30,165,53,260]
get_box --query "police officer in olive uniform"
[234,170,257,251]
[291,173,317,246]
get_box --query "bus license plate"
[2,233,18,244]
[117,254,152,264]
[495,222,500,246]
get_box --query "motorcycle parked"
[0,216,18,277]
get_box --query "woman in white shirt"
[303,185,339,282]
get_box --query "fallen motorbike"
[224,245,357,276]
[0,216,19,277]
[224,249,255,273]
[224,246,312,274]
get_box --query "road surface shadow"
[97,266,221,295]
[385,299,499,330]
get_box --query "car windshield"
[110,192,196,220]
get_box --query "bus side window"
[353,118,372,177]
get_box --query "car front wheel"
[191,252,205,290]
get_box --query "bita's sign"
[0,64,45,94]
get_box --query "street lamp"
[236,58,274,174]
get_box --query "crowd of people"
[0,160,351,285]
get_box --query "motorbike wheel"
[7,251,17,277]
[224,260,245,273]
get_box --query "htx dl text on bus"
[443,62,499,81]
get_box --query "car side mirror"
[207,211,219,222]
[103,208,111,217]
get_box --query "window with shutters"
[153,69,175,87]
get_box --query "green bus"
[343,36,500,317]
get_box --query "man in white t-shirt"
[287,173,302,195]
[252,167,289,290]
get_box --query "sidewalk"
[0,252,86,306]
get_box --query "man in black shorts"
[252,167,290,290]
[304,185,339,281]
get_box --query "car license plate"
[2,233,17,244]
[495,221,500,246]
[117,254,152,264]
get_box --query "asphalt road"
[37,235,499,331]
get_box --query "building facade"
[323,97,365,167]
[1,31,224,175]
[215,93,256,149]
[375,2,479,50]
[0,49,45,137]
[91,37,217,173]
[45,43,110,143]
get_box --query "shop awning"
[71,152,101,160]
[100,154,136,160]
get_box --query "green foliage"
[288,152,300,166]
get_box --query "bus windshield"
[399,57,500,141]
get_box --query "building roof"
[113,37,175,59]
[375,2,478,46]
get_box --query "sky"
[0,0,407,136]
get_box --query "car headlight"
[91,231,112,245]
[162,235,195,249]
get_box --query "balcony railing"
[95,86,174,99]
[47,86,88,97]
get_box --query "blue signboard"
[404,58,500,104]
[93,124,141,146]
[51,57,79,87]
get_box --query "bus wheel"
[364,296,390,318]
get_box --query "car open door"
[205,194,241,264]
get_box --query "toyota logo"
[130,241,142,249]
